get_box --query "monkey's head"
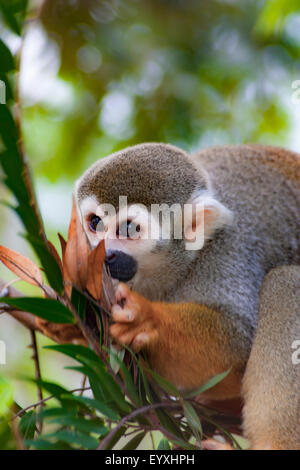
[75,143,232,299]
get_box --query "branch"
[97,402,181,450]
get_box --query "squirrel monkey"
[74,143,300,449]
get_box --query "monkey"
[73,142,300,449]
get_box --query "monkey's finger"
[111,304,136,323]
[115,282,131,305]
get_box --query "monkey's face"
[75,143,233,298]
[78,196,174,295]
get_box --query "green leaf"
[0,0,28,36]
[0,107,18,149]
[2,297,75,324]
[31,379,73,403]
[19,410,37,440]
[61,394,119,421]
[183,369,232,399]
[158,438,171,450]
[183,401,202,441]
[101,426,126,450]
[0,39,15,73]
[71,287,86,322]
[122,431,146,450]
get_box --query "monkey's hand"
[110,283,159,352]
[110,283,246,398]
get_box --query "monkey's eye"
[117,220,141,239]
[88,215,104,233]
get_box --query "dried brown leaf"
[86,240,105,300]
[63,199,91,290]
[0,245,43,287]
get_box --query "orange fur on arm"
[145,301,245,399]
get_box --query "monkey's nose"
[105,250,137,282]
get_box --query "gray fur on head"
[75,143,209,208]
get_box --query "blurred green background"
[1,0,300,409]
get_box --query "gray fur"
[243,265,300,449]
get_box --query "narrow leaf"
[183,369,232,399]
[158,438,171,450]
[122,431,146,450]
[0,245,43,287]
[2,297,75,324]
[183,401,202,441]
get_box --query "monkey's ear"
[184,193,233,250]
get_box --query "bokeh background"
[1,0,300,411]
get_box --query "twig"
[80,375,88,396]
[97,402,181,450]
[29,329,43,434]
[12,386,92,420]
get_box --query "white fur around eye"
[77,195,99,224]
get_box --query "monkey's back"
[176,145,300,339]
